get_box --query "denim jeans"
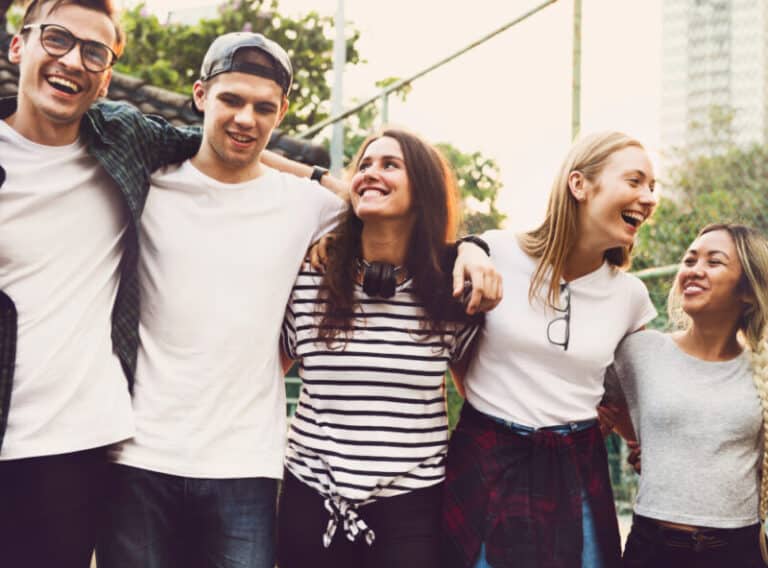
[0,447,109,568]
[622,514,763,568]
[97,464,278,568]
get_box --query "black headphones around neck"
[360,260,403,299]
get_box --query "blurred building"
[662,0,768,153]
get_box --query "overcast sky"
[139,0,663,230]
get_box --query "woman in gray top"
[605,223,768,567]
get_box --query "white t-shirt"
[0,120,134,460]
[464,230,657,427]
[112,161,345,478]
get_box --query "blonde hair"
[520,131,644,307]
[667,223,768,520]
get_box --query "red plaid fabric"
[442,403,621,568]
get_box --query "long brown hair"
[520,131,644,307]
[318,128,468,345]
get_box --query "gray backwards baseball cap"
[199,32,293,95]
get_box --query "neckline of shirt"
[183,159,277,191]
[0,118,83,154]
[662,331,748,368]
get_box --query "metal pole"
[297,0,560,139]
[329,0,345,174]
[380,92,389,126]
[571,0,582,140]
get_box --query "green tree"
[116,0,361,133]
[633,139,768,328]
[338,78,506,236]
[436,143,506,235]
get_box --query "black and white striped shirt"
[281,265,478,506]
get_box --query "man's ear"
[192,80,207,113]
[568,170,586,202]
[99,69,113,98]
[8,34,24,65]
[275,95,289,127]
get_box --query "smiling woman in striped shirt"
[277,129,487,568]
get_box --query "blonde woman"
[605,224,768,567]
[443,132,659,568]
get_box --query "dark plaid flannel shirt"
[0,97,200,453]
[442,403,622,568]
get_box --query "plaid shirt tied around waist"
[443,402,621,568]
[0,97,200,453]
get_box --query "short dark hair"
[22,0,125,56]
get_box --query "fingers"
[318,234,333,265]
[452,259,466,298]
[309,234,335,272]
[596,406,614,437]
[469,270,503,314]
[309,241,323,271]
[626,440,642,474]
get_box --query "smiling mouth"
[228,132,255,145]
[358,187,389,198]
[46,75,83,95]
[621,210,646,228]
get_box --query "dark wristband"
[457,235,491,256]
[310,166,329,183]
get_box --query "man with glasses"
[0,0,199,566]
[0,3,497,567]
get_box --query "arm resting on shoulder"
[261,150,350,201]
[453,240,503,316]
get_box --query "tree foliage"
[116,1,505,234]
[338,79,506,235]
[117,0,361,133]
[633,137,768,328]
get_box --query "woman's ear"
[568,171,586,202]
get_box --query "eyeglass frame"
[546,282,571,351]
[21,23,118,73]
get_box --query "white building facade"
[662,0,768,152]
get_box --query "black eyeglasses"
[546,282,571,351]
[21,23,117,73]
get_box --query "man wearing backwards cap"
[96,32,347,568]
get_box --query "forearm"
[261,150,349,201]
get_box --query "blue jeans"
[0,447,109,568]
[473,417,604,568]
[97,464,277,568]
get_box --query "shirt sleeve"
[628,276,657,332]
[98,102,201,171]
[603,364,625,407]
[450,321,480,363]
[280,270,302,361]
[308,180,347,244]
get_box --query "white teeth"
[229,133,252,143]
[48,76,81,93]
[622,210,645,223]
[362,189,384,197]
[684,283,704,292]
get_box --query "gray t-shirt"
[607,329,762,528]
